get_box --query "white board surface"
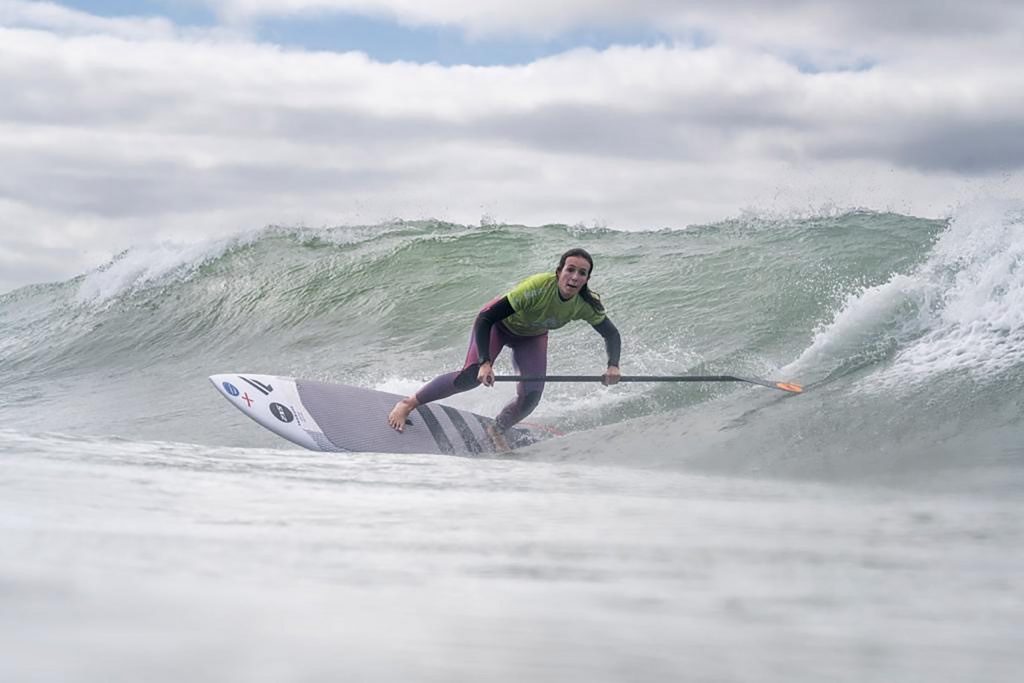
[209,373,541,455]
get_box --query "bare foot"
[387,397,418,432]
[485,423,511,452]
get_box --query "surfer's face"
[557,256,590,299]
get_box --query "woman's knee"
[519,389,543,414]
[453,364,482,390]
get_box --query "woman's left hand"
[602,365,621,386]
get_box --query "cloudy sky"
[2,0,1023,293]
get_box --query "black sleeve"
[474,296,515,364]
[592,317,621,367]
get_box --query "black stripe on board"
[240,376,273,395]
[440,405,482,455]
[416,405,455,455]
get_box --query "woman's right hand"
[477,361,495,387]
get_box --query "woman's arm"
[592,318,621,385]
[474,296,515,385]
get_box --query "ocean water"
[2,202,1023,681]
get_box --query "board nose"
[209,374,240,399]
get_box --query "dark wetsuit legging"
[415,321,548,431]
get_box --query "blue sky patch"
[55,0,217,25]
[256,13,680,65]
[47,1,686,65]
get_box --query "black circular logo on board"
[269,402,294,423]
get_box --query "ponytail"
[579,282,604,313]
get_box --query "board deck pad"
[210,373,541,454]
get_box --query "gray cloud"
[0,239,92,296]
[209,0,1024,45]
[1,2,1023,294]
[815,119,1024,175]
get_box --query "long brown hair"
[556,248,604,313]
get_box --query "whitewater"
[2,202,1023,681]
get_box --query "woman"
[387,248,621,433]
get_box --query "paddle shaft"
[496,375,753,383]
[492,375,803,393]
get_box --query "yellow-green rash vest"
[502,273,607,337]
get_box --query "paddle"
[493,375,803,393]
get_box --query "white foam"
[786,198,1024,388]
[881,199,1024,382]
[71,222,487,305]
[783,273,936,380]
[74,235,247,305]
[72,226,287,305]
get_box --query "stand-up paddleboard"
[209,373,542,455]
